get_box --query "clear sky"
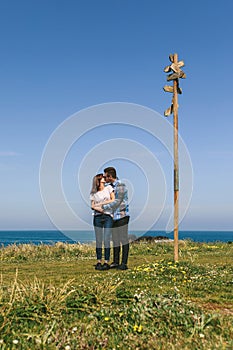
[1,0,233,232]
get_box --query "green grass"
[0,241,232,349]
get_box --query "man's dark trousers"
[112,216,130,265]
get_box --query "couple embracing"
[90,167,130,271]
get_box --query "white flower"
[72,326,78,333]
[13,339,19,344]
[65,346,71,350]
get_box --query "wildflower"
[104,317,110,321]
[12,339,19,345]
[72,326,78,333]
[133,324,143,332]
[65,346,71,350]
[47,337,53,344]
[138,325,143,333]
[199,333,205,338]
[143,267,150,272]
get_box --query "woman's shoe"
[102,263,110,270]
[95,262,102,270]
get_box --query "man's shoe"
[110,262,119,269]
[95,262,102,270]
[102,263,110,270]
[117,263,128,270]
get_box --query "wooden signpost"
[163,53,186,262]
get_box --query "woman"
[90,173,115,270]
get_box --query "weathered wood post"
[163,53,186,262]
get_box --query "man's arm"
[102,183,125,211]
[95,191,115,206]
[92,191,115,213]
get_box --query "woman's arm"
[91,200,103,213]
[91,192,115,211]
[96,191,115,206]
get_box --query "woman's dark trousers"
[94,214,113,261]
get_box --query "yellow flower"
[133,324,143,332]
[138,325,143,333]
[104,317,110,321]
[143,267,150,272]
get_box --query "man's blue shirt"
[103,179,129,220]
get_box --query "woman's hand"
[92,205,103,213]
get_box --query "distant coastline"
[0,230,232,246]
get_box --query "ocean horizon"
[0,230,233,246]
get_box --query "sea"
[0,230,232,246]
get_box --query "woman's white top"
[90,185,114,216]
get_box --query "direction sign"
[167,70,186,81]
[164,104,173,117]
[163,85,174,93]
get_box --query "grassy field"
[0,240,232,349]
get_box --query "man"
[102,167,130,270]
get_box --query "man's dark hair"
[104,166,117,179]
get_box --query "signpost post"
[163,53,186,262]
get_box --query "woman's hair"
[90,173,104,194]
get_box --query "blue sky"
[0,0,233,232]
